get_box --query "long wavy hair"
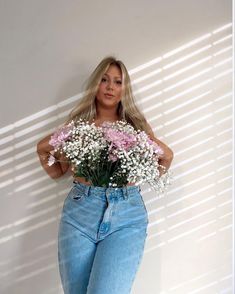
[64,56,151,133]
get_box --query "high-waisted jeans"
[58,181,149,294]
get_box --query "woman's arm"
[146,122,174,177]
[36,133,70,179]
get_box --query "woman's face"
[95,64,123,109]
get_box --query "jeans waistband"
[72,180,141,199]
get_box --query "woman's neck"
[95,104,120,121]
[95,113,120,122]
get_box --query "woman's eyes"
[101,78,122,84]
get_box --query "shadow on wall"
[0,23,233,294]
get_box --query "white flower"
[47,118,173,194]
[47,155,56,166]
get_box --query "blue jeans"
[58,181,149,294]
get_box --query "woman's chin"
[100,100,119,107]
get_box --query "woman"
[37,56,173,294]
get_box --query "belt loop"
[123,187,128,200]
[85,186,91,196]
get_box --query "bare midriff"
[73,176,136,187]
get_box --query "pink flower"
[147,137,164,155]
[49,124,73,149]
[108,153,118,162]
[103,128,136,151]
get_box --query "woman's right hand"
[37,133,70,179]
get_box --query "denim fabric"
[58,181,149,294]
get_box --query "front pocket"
[128,194,144,207]
[68,186,85,201]
[128,194,149,220]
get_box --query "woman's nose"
[106,81,114,90]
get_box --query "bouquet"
[48,119,173,194]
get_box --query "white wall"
[0,1,233,293]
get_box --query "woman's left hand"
[151,136,174,176]
[146,123,174,177]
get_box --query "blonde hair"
[64,56,151,133]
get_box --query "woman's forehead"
[105,65,122,76]
[103,72,122,79]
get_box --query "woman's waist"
[73,176,137,187]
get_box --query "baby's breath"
[48,118,173,195]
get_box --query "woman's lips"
[105,93,114,97]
